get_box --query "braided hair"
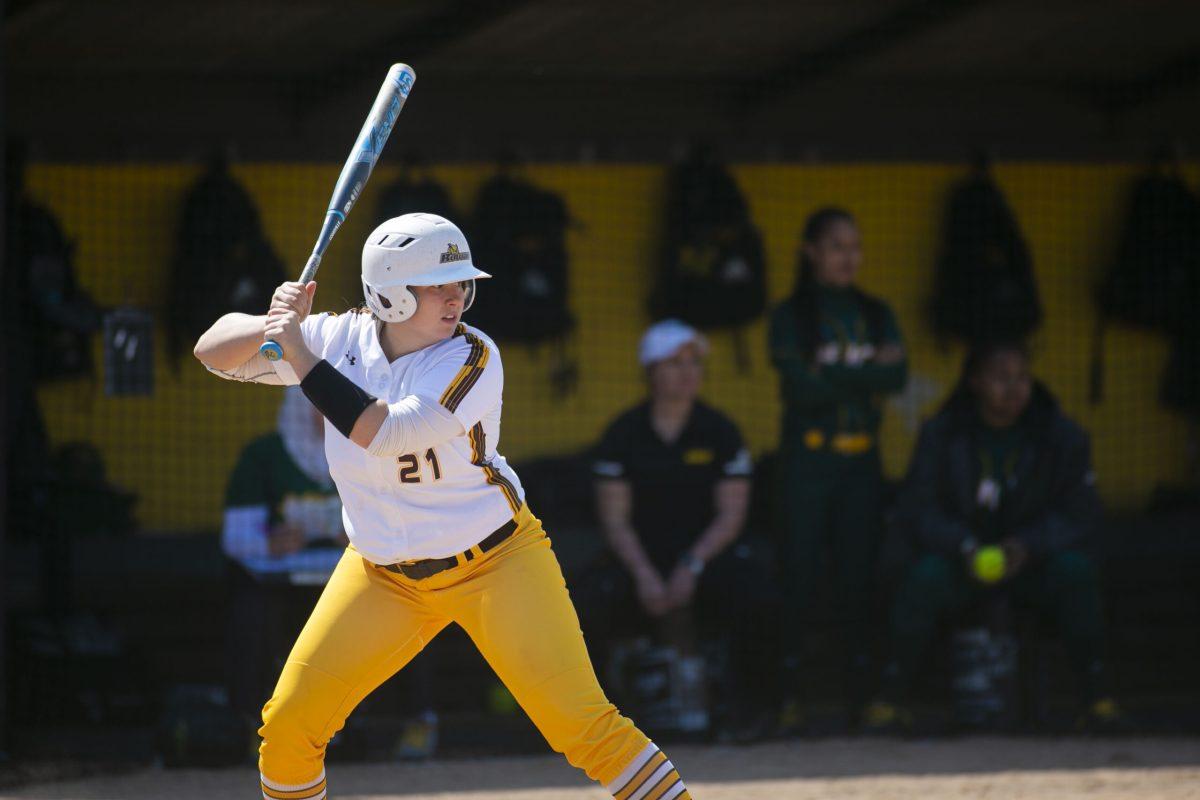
[789,207,887,361]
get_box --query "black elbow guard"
[300,360,377,439]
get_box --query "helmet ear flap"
[463,279,476,312]
[397,286,419,320]
[363,280,419,322]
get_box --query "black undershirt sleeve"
[300,360,378,439]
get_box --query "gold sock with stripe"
[606,742,689,800]
[261,769,327,800]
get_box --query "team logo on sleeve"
[439,243,471,263]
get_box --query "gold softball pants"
[257,504,689,800]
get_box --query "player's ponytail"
[790,207,856,362]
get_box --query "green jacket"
[225,433,336,526]
[769,287,907,440]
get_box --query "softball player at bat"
[194,213,691,800]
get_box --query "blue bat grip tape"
[259,340,284,361]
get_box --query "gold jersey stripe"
[484,464,522,513]
[439,337,485,407]
[469,423,521,513]
[469,422,486,464]
[444,346,489,411]
[440,324,484,402]
[439,331,490,412]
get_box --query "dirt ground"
[4,737,1199,799]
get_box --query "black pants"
[572,541,780,714]
[775,445,885,708]
[883,550,1109,704]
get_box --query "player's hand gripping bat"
[260,63,416,362]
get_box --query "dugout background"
[17,160,1200,529]
[4,0,1200,763]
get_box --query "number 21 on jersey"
[397,448,442,484]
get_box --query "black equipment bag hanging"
[5,140,101,383]
[1098,168,1200,335]
[165,158,287,364]
[929,162,1042,344]
[377,159,458,222]
[468,171,575,344]
[1093,164,1200,413]
[650,147,766,331]
[1161,333,1200,417]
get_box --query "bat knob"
[259,340,285,362]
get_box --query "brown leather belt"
[379,518,518,580]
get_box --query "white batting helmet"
[361,213,490,323]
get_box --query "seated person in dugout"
[223,387,438,758]
[581,320,777,740]
[863,341,1120,730]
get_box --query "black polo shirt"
[592,400,752,573]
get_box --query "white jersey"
[273,311,525,565]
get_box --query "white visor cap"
[639,319,709,366]
[362,212,491,289]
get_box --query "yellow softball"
[973,545,1007,584]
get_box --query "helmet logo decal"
[439,242,470,264]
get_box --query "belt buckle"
[832,433,872,455]
[385,557,428,578]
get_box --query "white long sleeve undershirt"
[365,394,465,458]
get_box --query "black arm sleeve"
[300,360,377,439]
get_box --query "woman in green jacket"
[769,207,907,726]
